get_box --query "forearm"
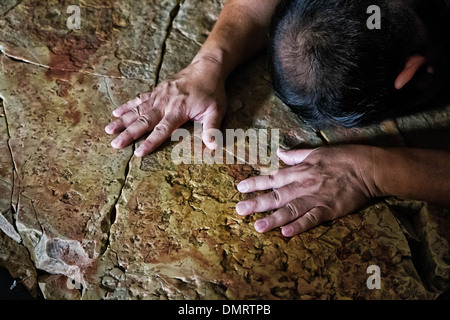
[192,0,280,79]
[371,147,450,206]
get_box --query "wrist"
[190,54,227,83]
[191,41,237,81]
[367,146,389,198]
[350,145,386,199]
[369,146,411,199]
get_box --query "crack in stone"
[0,177,11,186]
[0,94,16,174]
[0,94,21,241]
[0,45,146,258]
[0,33,149,288]
[154,0,182,85]
[0,48,148,81]
[8,192,41,286]
[393,118,409,146]
[1,51,136,283]
[0,0,23,18]
[104,77,119,108]
[97,0,183,259]
[100,145,135,256]
[27,196,45,236]
[174,26,203,47]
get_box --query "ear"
[394,54,427,90]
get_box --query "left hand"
[235,145,377,237]
[105,57,228,156]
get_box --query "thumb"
[277,148,315,165]
[202,111,223,150]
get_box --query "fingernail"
[134,144,144,156]
[105,122,116,133]
[112,110,120,117]
[236,202,249,215]
[254,219,268,233]
[237,181,248,192]
[111,137,121,149]
[282,226,294,237]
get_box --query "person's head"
[268,0,450,129]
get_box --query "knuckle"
[153,122,169,135]
[119,130,131,142]
[158,81,169,90]
[265,215,277,227]
[300,177,319,189]
[268,174,277,183]
[137,114,150,126]
[271,188,282,206]
[322,207,335,221]
[134,96,143,105]
[131,105,142,117]
[285,202,299,219]
[304,210,320,226]
[248,197,258,211]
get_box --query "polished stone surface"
[0,0,449,300]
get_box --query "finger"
[110,109,161,149]
[253,197,315,233]
[281,206,332,237]
[201,109,224,150]
[236,167,298,193]
[236,183,299,216]
[134,113,187,157]
[277,148,315,165]
[112,92,153,117]
[106,103,154,134]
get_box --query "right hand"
[105,57,228,156]
[236,146,377,237]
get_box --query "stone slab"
[0,0,448,300]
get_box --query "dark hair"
[268,0,425,128]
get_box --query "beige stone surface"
[0,0,449,300]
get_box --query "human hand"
[235,145,377,237]
[105,57,228,156]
